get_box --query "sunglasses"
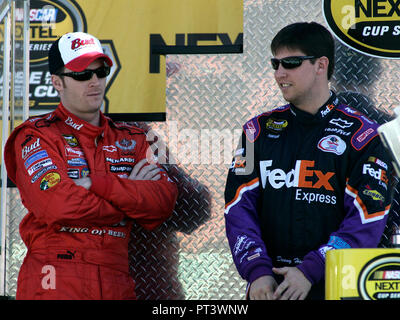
[56,65,111,81]
[270,56,316,70]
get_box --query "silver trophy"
[391,227,400,248]
[378,107,400,177]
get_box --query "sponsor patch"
[362,163,388,187]
[233,235,255,257]
[24,150,49,168]
[243,118,259,142]
[327,235,351,249]
[247,248,262,261]
[63,135,79,147]
[27,158,53,176]
[65,117,83,131]
[106,157,135,164]
[320,104,335,118]
[363,188,385,202]
[31,165,57,183]
[103,145,117,152]
[65,145,84,158]
[352,125,378,151]
[110,165,133,173]
[67,158,88,166]
[59,226,126,238]
[22,137,41,159]
[265,118,288,133]
[368,156,388,170]
[318,135,347,155]
[260,159,335,191]
[319,246,333,258]
[57,250,76,260]
[67,169,80,179]
[295,189,337,205]
[325,127,351,136]
[81,168,90,177]
[329,118,354,129]
[115,139,136,151]
[230,154,246,173]
[40,172,61,190]
[357,128,375,143]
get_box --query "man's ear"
[51,74,64,92]
[316,56,329,77]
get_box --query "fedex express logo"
[260,160,334,191]
[260,160,337,204]
[363,163,388,187]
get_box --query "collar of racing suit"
[289,91,339,125]
[55,103,109,139]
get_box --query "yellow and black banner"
[326,249,400,300]
[24,0,243,121]
[323,0,400,59]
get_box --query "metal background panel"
[5,0,400,299]
[5,189,27,295]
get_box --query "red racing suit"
[4,103,178,300]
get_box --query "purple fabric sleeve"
[298,184,389,285]
[225,178,274,283]
[297,252,325,285]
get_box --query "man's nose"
[274,64,287,78]
[88,73,100,85]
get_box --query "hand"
[272,267,311,300]
[73,177,92,190]
[128,158,161,181]
[249,275,278,300]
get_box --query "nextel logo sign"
[150,33,243,73]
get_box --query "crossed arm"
[74,158,162,189]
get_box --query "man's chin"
[87,100,104,111]
[281,93,293,104]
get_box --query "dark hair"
[271,22,335,80]
[48,38,63,75]
[54,66,65,75]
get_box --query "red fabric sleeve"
[89,135,178,230]
[5,127,125,227]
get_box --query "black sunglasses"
[270,56,316,70]
[56,65,111,81]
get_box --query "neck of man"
[63,103,101,127]
[292,83,331,115]
[81,112,101,127]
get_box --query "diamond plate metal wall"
[5,0,400,299]
[5,190,27,296]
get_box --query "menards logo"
[323,0,400,58]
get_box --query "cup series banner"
[20,0,243,121]
[323,0,400,59]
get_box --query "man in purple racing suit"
[224,22,394,300]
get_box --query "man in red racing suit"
[4,32,178,300]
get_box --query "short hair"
[271,22,335,80]
[54,66,65,75]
